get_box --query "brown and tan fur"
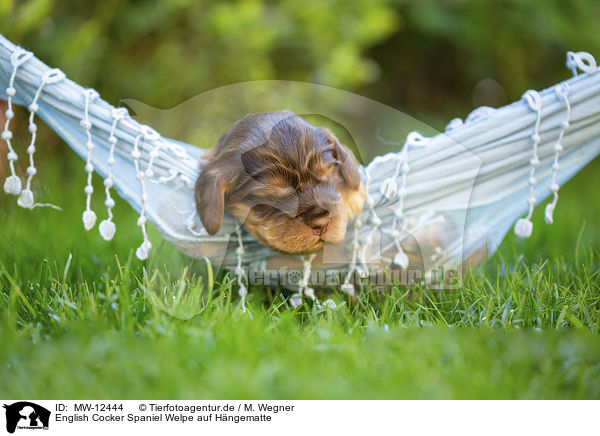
[195,111,365,254]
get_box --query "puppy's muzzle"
[295,184,342,237]
[299,205,330,237]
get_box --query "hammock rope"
[82,88,99,230]
[2,48,33,196]
[545,83,571,225]
[99,107,129,241]
[1,34,600,307]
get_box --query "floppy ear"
[321,128,361,190]
[195,169,226,235]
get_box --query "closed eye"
[251,204,279,218]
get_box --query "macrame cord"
[235,225,248,312]
[339,130,429,297]
[132,126,161,260]
[2,47,33,196]
[513,51,595,238]
[98,107,129,241]
[289,253,317,307]
[388,131,429,267]
[16,68,65,209]
[567,51,597,77]
[340,214,361,297]
[514,90,543,238]
[81,88,100,230]
[545,83,571,225]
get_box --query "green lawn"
[1,152,599,399]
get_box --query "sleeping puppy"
[195,111,366,254]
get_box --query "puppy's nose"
[303,207,329,236]
[310,215,329,236]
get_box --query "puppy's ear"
[195,169,226,235]
[321,127,361,190]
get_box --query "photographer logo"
[3,402,50,433]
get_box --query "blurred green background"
[2,0,599,125]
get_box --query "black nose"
[302,206,329,236]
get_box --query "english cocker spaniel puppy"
[195,111,365,254]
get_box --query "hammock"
[1,34,599,308]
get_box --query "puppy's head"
[195,111,365,254]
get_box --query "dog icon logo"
[3,402,50,433]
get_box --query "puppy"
[195,111,366,254]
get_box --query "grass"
[1,150,599,399]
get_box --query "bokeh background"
[3,0,600,126]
